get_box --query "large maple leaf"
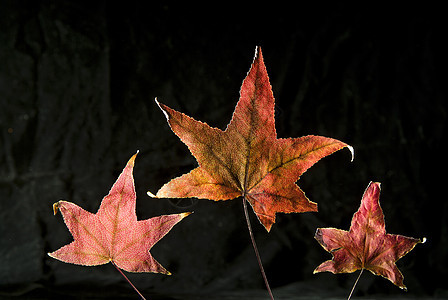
[152,47,353,231]
[49,152,190,275]
[314,181,425,290]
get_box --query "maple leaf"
[314,181,425,290]
[152,47,353,231]
[49,152,190,275]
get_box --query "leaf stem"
[347,268,363,300]
[242,197,275,300]
[111,260,147,300]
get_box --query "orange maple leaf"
[49,152,190,274]
[314,181,425,290]
[151,47,353,231]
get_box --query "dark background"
[1,1,446,299]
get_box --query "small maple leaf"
[49,152,190,275]
[151,47,353,231]
[314,181,425,290]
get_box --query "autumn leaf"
[314,181,425,290]
[151,46,353,231]
[49,152,190,275]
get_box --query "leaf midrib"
[247,140,343,194]
[66,207,109,258]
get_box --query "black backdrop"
[1,1,446,299]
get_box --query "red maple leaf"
[314,181,425,290]
[49,152,190,275]
[151,47,353,232]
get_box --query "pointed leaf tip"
[52,201,61,215]
[181,211,193,219]
[347,145,355,162]
[255,45,261,58]
[147,190,157,198]
[252,46,264,67]
[155,97,169,121]
[127,151,139,167]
